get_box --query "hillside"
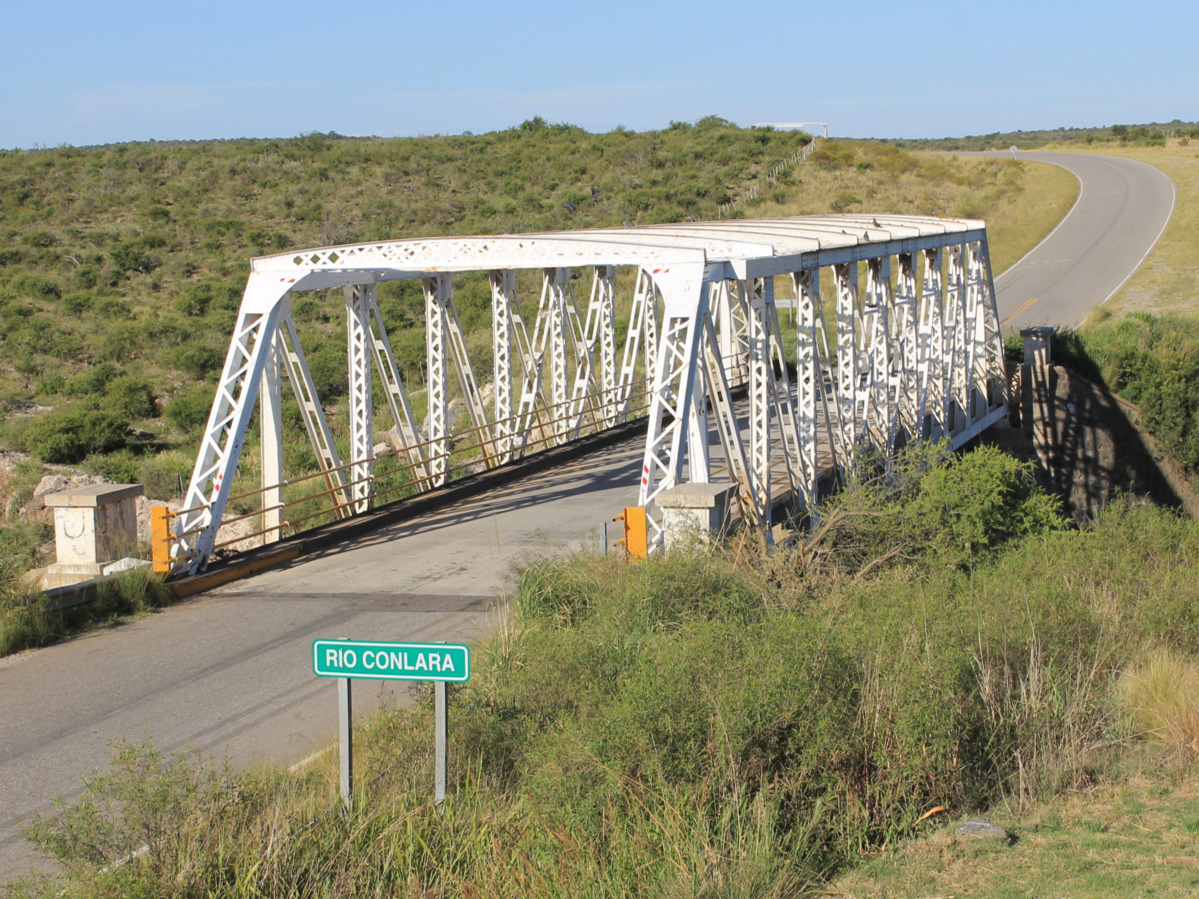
[883,119,1199,151]
[0,120,1078,592]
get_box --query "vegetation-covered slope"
[0,119,1076,600]
[0,122,1069,467]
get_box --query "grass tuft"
[1119,647,1199,758]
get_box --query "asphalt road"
[0,152,1177,880]
[990,151,1175,330]
[0,440,644,877]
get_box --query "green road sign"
[313,640,470,682]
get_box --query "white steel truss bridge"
[166,215,1008,575]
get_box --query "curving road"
[990,151,1175,331]
[0,152,1177,881]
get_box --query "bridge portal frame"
[168,216,1006,574]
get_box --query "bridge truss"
[167,215,1007,574]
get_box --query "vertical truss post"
[173,274,291,573]
[688,362,711,484]
[345,284,375,514]
[792,269,821,508]
[637,264,709,552]
[260,329,284,544]
[585,266,619,427]
[918,248,945,439]
[833,262,858,464]
[962,244,982,422]
[746,278,772,528]
[944,245,967,436]
[545,268,571,442]
[862,257,894,453]
[423,275,451,487]
[490,270,517,463]
[893,253,919,441]
[644,273,661,383]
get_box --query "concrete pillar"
[1020,327,1055,477]
[1021,326,1053,367]
[42,484,145,589]
[656,483,739,551]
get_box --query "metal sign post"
[313,639,471,810]
[338,676,352,809]
[435,681,447,805]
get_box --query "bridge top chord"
[168,214,1005,576]
[251,215,987,288]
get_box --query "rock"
[28,473,112,523]
[956,819,1013,843]
[102,558,152,576]
[136,496,179,546]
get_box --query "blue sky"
[2,0,1195,148]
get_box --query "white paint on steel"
[171,216,1007,573]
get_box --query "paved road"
[0,440,643,877]
[0,152,1176,880]
[991,151,1175,330]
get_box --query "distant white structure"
[754,121,829,138]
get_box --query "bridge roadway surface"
[0,152,1177,879]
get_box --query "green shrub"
[64,362,121,398]
[138,449,194,500]
[109,239,160,275]
[85,447,140,483]
[102,375,157,420]
[173,282,213,317]
[165,385,214,433]
[22,407,128,463]
[1056,314,1199,472]
[168,343,223,379]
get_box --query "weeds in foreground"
[10,450,1199,896]
[0,566,174,657]
[1119,647,1199,758]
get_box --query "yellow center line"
[1001,296,1039,327]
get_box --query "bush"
[173,282,213,317]
[169,343,224,380]
[102,375,157,420]
[109,239,160,275]
[64,362,121,398]
[165,385,214,433]
[22,407,128,463]
[138,449,194,500]
[85,447,140,483]
[1056,314,1199,472]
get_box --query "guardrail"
[152,377,655,575]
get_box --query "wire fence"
[717,138,819,219]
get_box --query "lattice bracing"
[169,216,1007,574]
